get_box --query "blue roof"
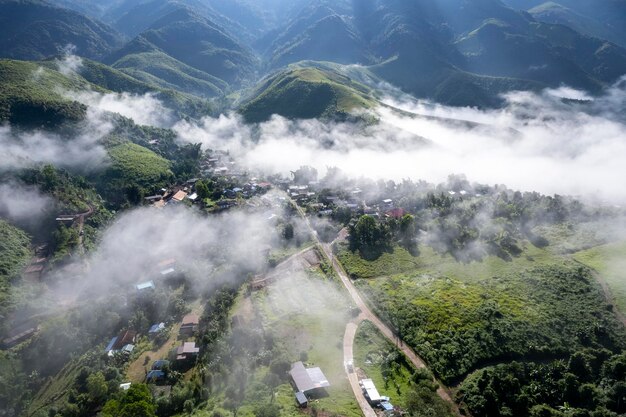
[146,370,166,382]
[152,360,170,370]
[381,402,394,411]
[105,337,118,352]
[295,391,308,405]
[148,323,165,333]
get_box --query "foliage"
[459,350,626,417]
[0,220,31,323]
[0,59,87,126]
[358,255,626,384]
[103,383,156,417]
[98,141,173,207]
[240,66,375,123]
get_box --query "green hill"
[97,140,173,205]
[0,0,123,61]
[239,65,376,123]
[120,7,258,86]
[111,50,228,98]
[0,60,88,126]
[0,220,31,322]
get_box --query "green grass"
[347,244,626,384]
[204,262,360,417]
[240,66,376,123]
[0,220,31,322]
[101,141,173,195]
[574,240,626,313]
[336,243,422,279]
[354,321,414,408]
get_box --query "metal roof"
[289,362,330,393]
[360,378,382,402]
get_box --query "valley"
[1,1,626,417]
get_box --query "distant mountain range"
[2,0,626,120]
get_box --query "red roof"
[386,208,406,219]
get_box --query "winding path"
[292,199,461,416]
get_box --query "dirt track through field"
[291,199,462,416]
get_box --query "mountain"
[503,0,626,48]
[0,0,124,61]
[256,0,626,105]
[0,59,88,126]
[239,64,376,123]
[527,2,626,49]
[0,58,212,127]
[108,6,259,88]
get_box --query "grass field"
[341,243,625,384]
[353,320,414,408]
[573,240,626,313]
[202,251,361,417]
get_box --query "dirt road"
[292,200,461,415]
[343,316,378,417]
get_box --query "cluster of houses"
[104,313,200,374]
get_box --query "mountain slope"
[0,59,88,126]
[528,2,626,49]
[0,0,124,61]
[109,6,259,88]
[239,64,376,122]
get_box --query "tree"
[282,223,294,240]
[103,384,156,417]
[291,166,317,185]
[86,372,108,403]
[195,180,212,200]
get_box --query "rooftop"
[289,361,330,393]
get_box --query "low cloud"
[175,77,626,203]
[0,123,109,172]
[0,183,54,225]
[48,205,280,301]
[72,91,174,128]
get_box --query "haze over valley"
[1,2,626,417]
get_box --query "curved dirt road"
[343,317,378,417]
[293,200,461,415]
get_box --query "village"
[3,145,487,417]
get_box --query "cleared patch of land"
[574,240,626,315]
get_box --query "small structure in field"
[289,361,330,397]
[176,342,200,361]
[179,314,199,337]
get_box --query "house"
[146,370,166,383]
[148,323,165,338]
[289,362,330,396]
[382,199,393,208]
[105,329,137,355]
[136,281,155,292]
[179,314,199,337]
[2,325,39,348]
[176,342,200,361]
[187,192,198,202]
[385,208,406,219]
[171,190,188,203]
